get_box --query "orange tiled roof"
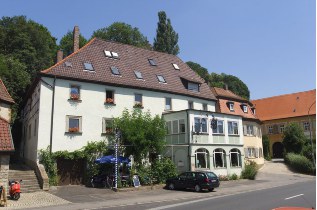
[0,79,14,104]
[251,89,316,121]
[0,117,14,152]
[211,87,247,102]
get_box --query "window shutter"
[244,148,249,158]
[102,118,105,133]
[243,125,247,136]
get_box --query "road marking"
[285,194,304,200]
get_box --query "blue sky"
[1,0,315,99]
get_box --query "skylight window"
[111,66,120,75]
[84,63,94,71]
[157,75,166,83]
[104,50,112,57]
[65,62,72,67]
[111,52,119,59]
[149,59,156,66]
[134,71,143,79]
[172,63,180,70]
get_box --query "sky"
[1,0,315,100]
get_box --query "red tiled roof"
[211,87,257,119]
[251,89,316,121]
[0,117,14,152]
[0,79,14,104]
[41,38,216,101]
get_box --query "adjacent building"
[0,79,15,188]
[252,89,316,158]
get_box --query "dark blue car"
[166,171,220,192]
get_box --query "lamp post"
[308,101,316,166]
[114,128,121,190]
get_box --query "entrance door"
[272,142,284,158]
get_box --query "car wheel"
[168,183,175,190]
[194,184,201,192]
[208,188,214,192]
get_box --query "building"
[21,27,217,173]
[252,89,316,158]
[0,79,15,188]
[211,87,264,165]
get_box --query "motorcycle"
[9,180,22,200]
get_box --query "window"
[251,108,256,115]
[65,61,72,67]
[195,148,209,169]
[243,105,248,113]
[202,103,208,111]
[104,50,112,57]
[188,82,199,92]
[157,75,166,83]
[70,85,80,100]
[246,147,258,158]
[66,116,82,133]
[111,66,120,75]
[179,119,186,133]
[228,121,239,135]
[111,52,119,59]
[102,118,113,134]
[165,97,172,110]
[228,102,234,111]
[84,62,94,71]
[268,125,273,134]
[105,90,114,104]
[172,63,180,70]
[212,120,224,134]
[134,71,143,79]
[172,120,179,134]
[213,148,226,168]
[303,122,310,131]
[246,125,254,136]
[148,59,156,66]
[230,149,241,167]
[279,124,285,133]
[188,101,193,109]
[134,93,143,107]
[166,121,172,135]
[194,117,208,133]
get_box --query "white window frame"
[194,117,208,133]
[268,125,273,134]
[134,93,143,106]
[70,85,80,100]
[229,103,234,111]
[102,118,114,134]
[228,121,239,135]
[105,90,115,104]
[229,149,241,167]
[66,115,82,133]
[247,125,254,136]
[212,120,224,134]
[165,97,172,111]
[243,106,248,113]
[213,148,226,168]
[195,148,209,169]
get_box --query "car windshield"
[206,172,217,179]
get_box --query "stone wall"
[0,155,10,191]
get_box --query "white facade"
[21,77,216,164]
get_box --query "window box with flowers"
[104,98,115,105]
[68,127,79,133]
[133,102,143,109]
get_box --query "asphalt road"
[99,180,316,210]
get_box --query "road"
[95,180,316,210]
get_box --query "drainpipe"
[49,77,56,154]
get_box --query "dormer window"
[148,59,156,66]
[111,66,120,75]
[251,108,256,115]
[227,102,234,111]
[188,82,199,92]
[84,62,94,71]
[157,75,166,83]
[172,63,180,70]
[242,105,248,113]
[104,50,112,57]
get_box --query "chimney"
[73,26,80,52]
[224,84,228,90]
[56,49,63,63]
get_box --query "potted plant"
[69,127,79,133]
[70,94,80,100]
[105,98,114,104]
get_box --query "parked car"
[166,171,220,192]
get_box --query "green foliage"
[153,11,179,55]
[59,31,88,57]
[301,139,316,162]
[39,140,108,186]
[241,161,258,180]
[135,165,152,185]
[283,123,306,154]
[229,173,239,180]
[151,158,178,184]
[262,135,271,160]
[92,22,151,49]
[284,153,315,175]
[186,61,210,82]
[114,109,166,165]
[0,16,57,77]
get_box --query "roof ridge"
[42,38,97,74]
[252,89,316,101]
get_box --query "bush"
[284,153,315,175]
[151,158,178,184]
[219,175,229,181]
[241,161,258,180]
[229,173,239,180]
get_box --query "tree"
[186,61,210,82]
[59,31,88,57]
[92,22,151,49]
[114,109,166,165]
[153,11,179,55]
[262,135,271,160]
[283,123,306,154]
[0,16,57,77]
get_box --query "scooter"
[9,180,22,200]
